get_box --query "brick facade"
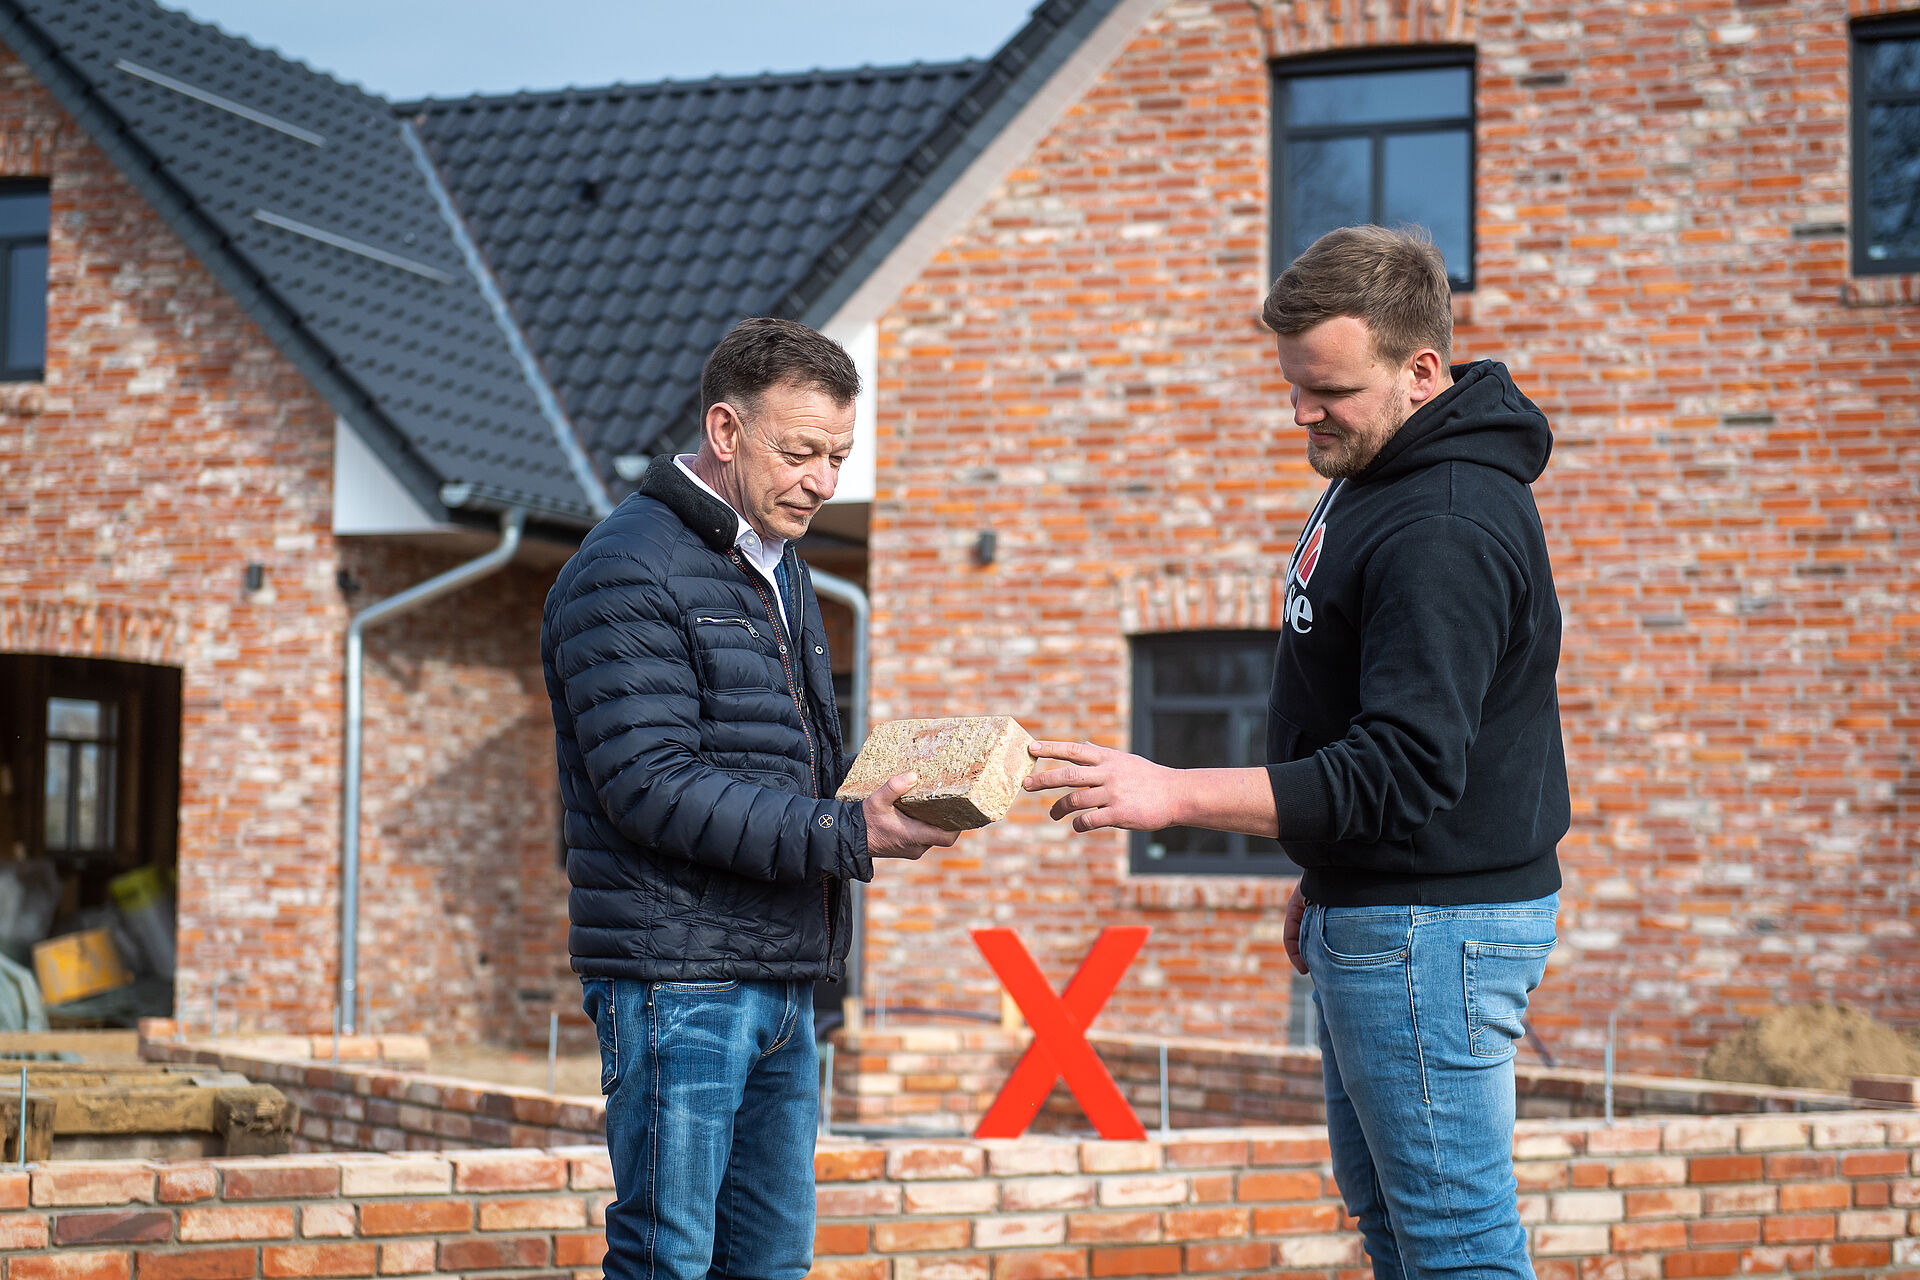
[6,0,1918,1078]
[0,49,573,1047]
[866,0,1920,1074]
[1,1114,1916,1279]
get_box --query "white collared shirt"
[675,455,790,631]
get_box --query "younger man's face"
[1274,315,1418,479]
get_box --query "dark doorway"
[0,654,181,986]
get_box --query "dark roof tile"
[2,0,608,523]
[410,60,986,459]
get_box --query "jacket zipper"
[731,550,818,790]
[730,550,834,962]
[692,614,762,640]
[737,550,834,961]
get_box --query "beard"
[1306,427,1371,479]
[1305,412,1405,479]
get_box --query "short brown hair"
[1261,225,1452,366]
[700,316,861,417]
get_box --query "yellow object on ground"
[32,928,132,1005]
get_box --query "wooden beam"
[1,1096,57,1163]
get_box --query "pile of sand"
[1702,1001,1920,1093]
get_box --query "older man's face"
[722,380,855,542]
[1274,315,1417,479]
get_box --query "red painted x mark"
[971,925,1150,1140]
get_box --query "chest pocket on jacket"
[688,611,772,693]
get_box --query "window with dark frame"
[1270,49,1476,289]
[1129,631,1292,876]
[44,695,117,860]
[1853,15,1920,275]
[0,183,47,381]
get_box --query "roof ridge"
[149,0,390,111]
[5,0,606,524]
[639,0,1111,455]
[0,0,444,500]
[398,57,987,115]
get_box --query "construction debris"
[0,1060,295,1161]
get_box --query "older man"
[542,317,954,1280]
[1028,226,1569,1280]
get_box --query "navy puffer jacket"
[541,455,870,983]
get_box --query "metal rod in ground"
[15,1066,25,1166]
[1159,1042,1170,1135]
[1604,1010,1617,1126]
[332,1004,341,1066]
[820,1040,834,1137]
[547,1012,559,1094]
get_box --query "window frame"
[1128,629,1292,877]
[43,695,119,860]
[1269,46,1478,290]
[0,180,49,382]
[1851,14,1920,276]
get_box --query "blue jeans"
[582,977,818,1280]
[1304,894,1557,1280]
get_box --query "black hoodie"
[1267,359,1569,906]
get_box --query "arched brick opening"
[1116,564,1289,636]
[1250,0,1476,59]
[0,597,182,667]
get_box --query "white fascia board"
[332,417,458,535]
[822,320,878,505]
[818,0,1162,341]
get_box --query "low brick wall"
[832,1026,1862,1136]
[0,1147,612,1279]
[139,1039,605,1154]
[2,1114,1917,1279]
[145,1024,1859,1150]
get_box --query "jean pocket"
[655,979,740,993]
[1464,939,1555,1059]
[1316,908,1410,969]
[581,978,619,1095]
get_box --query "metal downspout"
[338,507,526,1033]
[807,567,869,1016]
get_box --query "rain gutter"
[338,506,527,1032]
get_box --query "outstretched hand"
[861,772,961,860]
[1022,740,1183,833]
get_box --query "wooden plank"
[5,1066,252,1089]
[1,1096,57,1162]
[48,1086,220,1134]
[0,1031,142,1061]
[0,1078,292,1139]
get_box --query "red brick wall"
[0,48,572,1047]
[1,1115,1916,1279]
[825,1026,1872,1137]
[866,0,1920,1074]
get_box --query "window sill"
[0,381,45,414]
[1841,274,1920,308]
[1120,875,1297,912]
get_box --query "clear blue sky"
[166,0,1044,100]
